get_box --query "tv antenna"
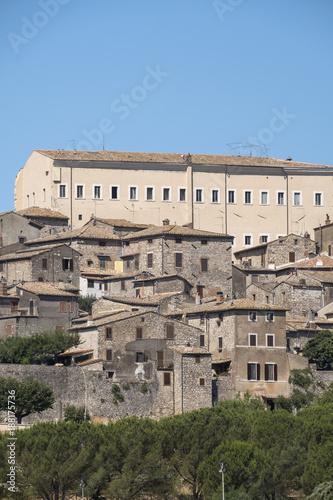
[226,142,269,157]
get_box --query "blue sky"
[1,0,333,212]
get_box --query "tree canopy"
[0,376,54,424]
[302,329,333,370]
[0,330,80,365]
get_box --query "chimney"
[162,218,170,226]
[141,272,148,279]
[325,218,331,226]
[216,291,224,303]
[0,278,7,296]
[195,292,201,305]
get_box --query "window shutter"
[274,364,278,381]
[257,363,260,381]
[247,363,251,380]
[218,337,223,350]
[200,334,205,347]
[265,364,269,381]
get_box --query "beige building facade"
[15,150,333,254]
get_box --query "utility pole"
[219,459,227,500]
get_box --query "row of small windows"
[104,324,175,340]
[58,184,324,206]
[147,252,209,272]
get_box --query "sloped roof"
[25,225,121,246]
[170,298,288,316]
[92,218,151,229]
[16,282,79,297]
[104,293,179,306]
[35,150,333,170]
[234,234,315,257]
[171,346,211,355]
[123,224,232,240]
[16,207,68,220]
[0,243,76,262]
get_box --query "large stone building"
[15,150,333,254]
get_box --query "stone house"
[0,244,81,287]
[89,217,152,237]
[15,207,69,237]
[0,211,42,246]
[70,310,211,416]
[234,234,316,270]
[168,297,306,403]
[314,216,333,254]
[0,281,79,337]
[286,313,333,353]
[25,221,122,272]
[122,223,234,298]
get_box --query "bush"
[64,405,90,423]
[140,381,149,394]
[78,294,97,313]
[112,384,124,404]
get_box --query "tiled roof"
[169,298,288,316]
[0,244,72,262]
[35,150,333,170]
[277,253,333,270]
[123,224,232,240]
[133,273,191,284]
[58,349,93,357]
[25,225,121,245]
[171,346,211,355]
[104,293,179,306]
[16,282,78,297]
[93,218,151,229]
[300,270,333,283]
[16,207,68,220]
[77,358,103,366]
[81,270,141,279]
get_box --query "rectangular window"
[70,302,75,313]
[265,363,277,381]
[162,187,171,201]
[59,302,67,312]
[10,301,18,313]
[87,279,94,288]
[106,349,112,361]
[62,258,73,271]
[146,186,155,201]
[200,334,205,347]
[179,188,186,202]
[6,324,13,335]
[260,191,269,205]
[218,337,223,351]
[163,372,171,386]
[266,312,274,322]
[121,279,125,291]
[314,192,323,206]
[260,235,268,243]
[147,253,153,268]
[277,191,285,205]
[293,191,302,206]
[129,186,138,200]
[199,378,205,386]
[76,184,85,199]
[93,185,102,199]
[244,190,252,204]
[249,311,257,322]
[59,184,67,198]
[211,189,220,203]
[266,334,274,347]
[166,324,174,339]
[42,258,48,269]
[249,334,257,346]
[228,190,236,204]
[105,327,112,339]
[134,255,139,270]
[110,185,119,200]
[195,355,202,363]
[99,256,107,270]
[244,235,252,246]
[248,363,260,381]
[289,252,295,262]
[175,252,183,268]
[201,258,208,272]
[195,188,203,203]
[136,327,143,339]
[175,238,182,244]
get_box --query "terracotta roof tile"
[25,225,121,245]
[123,224,232,240]
[170,298,288,316]
[0,243,74,262]
[94,218,152,229]
[35,150,333,170]
[16,207,68,220]
[16,282,78,297]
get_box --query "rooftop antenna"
[69,139,76,151]
[226,142,269,158]
[103,134,105,151]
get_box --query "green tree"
[308,481,333,499]
[0,330,80,365]
[302,330,333,369]
[0,377,54,424]
[78,294,97,313]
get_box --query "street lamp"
[219,459,227,500]
[80,475,87,500]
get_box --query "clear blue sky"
[1,0,333,212]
